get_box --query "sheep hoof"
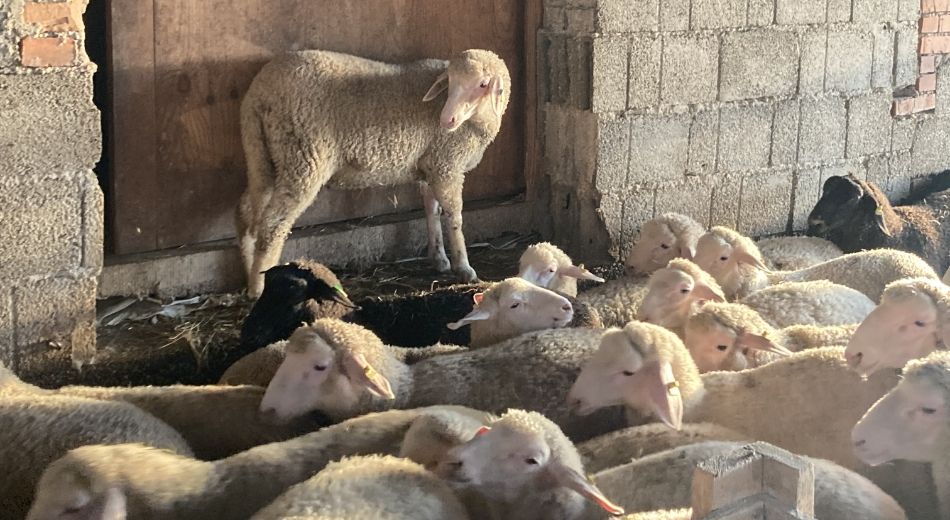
[454,265,478,283]
[431,254,452,273]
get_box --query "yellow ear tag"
[364,365,379,378]
[666,380,680,396]
[875,207,883,216]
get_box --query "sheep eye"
[680,288,690,294]
[480,81,489,88]
[622,370,635,376]
[719,256,729,261]
[510,303,520,309]
[914,320,926,327]
[525,457,539,465]
[314,364,327,371]
[660,244,670,250]
[717,345,729,351]
[922,407,937,415]
[549,268,556,273]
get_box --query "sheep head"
[423,49,510,132]
[518,242,604,295]
[685,302,792,373]
[807,174,892,239]
[626,215,701,276]
[446,278,574,337]
[637,259,725,333]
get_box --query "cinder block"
[800,29,828,94]
[661,34,720,105]
[692,0,746,29]
[776,0,827,24]
[544,5,567,30]
[793,168,822,230]
[853,0,899,22]
[14,275,96,361]
[889,152,913,198]
[0,69,101,175]
[710,174,743,228]
[719,103,774,171]
[660,0,690,31]
[895,27,920,87]
[847,92,893,158]
[628,112,691,183]
[546,34,570,104]
[826,31,873,93]
[655,178,714,228]
[81,170,104,271]
[595,114,631,193]
[799,96,847,163]
[543,108,570,183]
[597,192,627,258]
[568,38,593,110]
[899,0,921,21]
[620,188,658,252]
[597,0,659,32]
[565,8,596,33]
[872,28,895,88]
[740,171,793,235]
[938,61,950,116]
[720,30,798,102]
[749,0,776,25]
[592,36,628,113]
[571,110,599,184]
[912,116,950,176]
[772,100,801,167]
[628,34,662,109]
[689,109,720,175]
[866,154,890,191]
[828,0,853,21]
[0,288,12,368]
[0,174,84,281]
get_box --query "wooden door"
[109,0,527,254]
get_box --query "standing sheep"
[238,49,511,296]
[807,173,950,274]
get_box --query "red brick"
[936,0,950,12]
[915,93,937,112]
[23,2,83,32]
[941,14,950,31]
[923,0,937,13]
[893,97,916,116]
[921,35,950,54]
[919,73,938,91]
[923,15,940,32]
[20,37,76,67]
[921,55,937,74]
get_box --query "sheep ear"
[737,331,793,357]
[733,249,771,272]
[472,292,485,305]
[636,361,683,431]
[679,243,695,260]
[544,461,625,516]
[342,352,395,400]
[475,425,491,436]
[488,75,504,117]
[860,196,891,236]
[691,282,724,303]
[558,264,605,283]
[446,307,493,330]
[423,71,449,102]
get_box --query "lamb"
[693,225,938,301]
[625,212,841,275]
[249,455,470,520]
[576,277,650,328]
[25,406,489,520]
[518,241,605,297]
[588,441,906,520]
[845,277,950,378]
[684,301,857,372]
[0,393,192,517]
[238,49,511,296]
[566,331,935,518]
[807,173,950,275]
[851,350,950,519]
[636,258,872,334]
[432,408,624,520]
[258,319,627,441]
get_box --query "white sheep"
[249,455,470,520]
[684,301,857,372]
[0,393,192,517]
[567,329,936,518]
[24,406,489,520]
[693,226,939,301]
[625,213,841,275]
[238,49,511,296]
[259,319,627,441]
[635,258,725,337]
[432,408,624,520]
[852,350,950,519]
[576,277,650,328]
[589,441,906,520]
[518,242,605,297]
[845,277,950,378]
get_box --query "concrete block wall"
[0,0,102,372]
[541,0,950,262]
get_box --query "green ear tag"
[333,284,348,297]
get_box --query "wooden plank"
[524,0,543,203]
[112,0,527,253]
[109,0,159,253]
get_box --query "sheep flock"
[14,43,950,520]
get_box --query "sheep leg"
[420,182,451,273]
[430,178,478,282]
[239,106,279,296]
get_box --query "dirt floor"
[21,231,624,388]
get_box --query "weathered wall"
[0,0,102,373]
[541,0,950,263]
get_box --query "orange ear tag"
[473,292,485,305]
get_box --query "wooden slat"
[111,0,527,253]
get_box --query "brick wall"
[0,0,102,374]
[541,0,950,263]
